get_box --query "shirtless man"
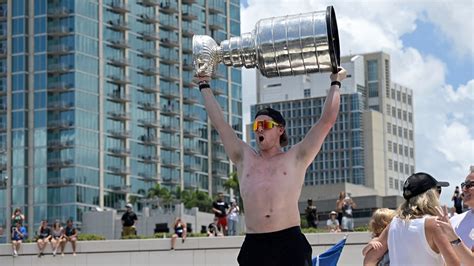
[197,67,346,266]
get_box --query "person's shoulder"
[450,210,469,224]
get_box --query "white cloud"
[240,0,474,205]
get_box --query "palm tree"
[223,171,243,212]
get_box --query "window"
[368,82,378,97]
[304,88,311,98]
[397,91,401,101]
[388,141,392,152]
[394,161,398,172]
[386,104,391,114]
[397,109,402,119]
[408,112,413,123]
[403,111,407,121]
[398,126,402,137]
[395,179,399,190]
[387,123,391,134]
[389,177,394,189]
[402,92,406,103]
[392,107,396,117]
[391,89,395,99]
[410,148,414,158]
[393,143,397,154]
[409,130,413,140]
[367,60,378,81]
[404,128,408,139]
[392,125,397,135]
[399,144,403,155]
[405,164,409,174]
[388,159,393,170]
[404,146,408,156]
[407,94,412,105]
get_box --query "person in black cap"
[196,67,347,266]
[364,172,459,266]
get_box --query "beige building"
[251,52,415,218]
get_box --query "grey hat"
[125,203,133,209]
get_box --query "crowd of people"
[9,208,78,258]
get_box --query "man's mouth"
[259,136,264,142]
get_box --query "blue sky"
[239,0,474,206]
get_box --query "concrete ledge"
[0,232,370,266]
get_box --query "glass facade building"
[0,0,241,239]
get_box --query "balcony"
[161,159,179,168]
[184,147,198,155]
[139,14,159,24]
[138,48,159,58]
[138,85,160,94]
[107,166,130,176]
[137,0,160,7]
[106,1,130,14]
[108,57,130,67]
[208,0,225,14]
[47,7,72,18]
[0,103,6,113]
[139,66,160,76]
[214,87,227,96]
[183,92,200,104]
[182,12,197,21]
[47,120,74,129]
[47,178,74,187]
[107,20,130,31]
[182,61,194,71]
[138,155,160,164]
[182,0,197,4]
[160,89,180,99]
[0,88,6,96]
[212,168,228,177]
[108,147,131,157]
[138,172,157,181]
[0,162,6,171]
[160,74,180,82]
[0,47,6,58]
[108,39,130,49]
[107,92,131,103]
[183,113,199,121]
[108,129,130,139]
[138,119,159,128]
[47,64,74,74]
[140,31,160,41]
[181,28,194,37]
[183,129,199,138]
[47,82,73,93]
[47,159,74,168]
[160,124,179,133]
[107,75,131,85]
[0,146,6,154]
[47,140,74,150]
[159,2,178,14]
[107,111,131,121]
[160,141,179,151]
[48,26,73,36]
[160,56,180,65]
[0,30,6,40]
[159,21,179,32]
[110,185,131,193]
[212,152,227,161]
[160,38,179,48]
[184,164,200,173]
[212,135,222,144]
[47,44,73,55]
[0,123,6,132]
[140,135,159,145]
[160,107,179,117]
[138,101,160,111]
[47,101,74,111]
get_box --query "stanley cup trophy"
[193,6,340,78]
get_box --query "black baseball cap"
[254,107,288,147]
[403,172,450,200]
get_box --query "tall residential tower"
[0,0,241,238]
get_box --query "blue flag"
[312,236,347,266]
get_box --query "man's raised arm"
[292,68,347,167]
[197,77,247,165]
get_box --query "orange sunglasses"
[252,120,280,131]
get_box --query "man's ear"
[279,127,285,135]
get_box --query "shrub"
[78,234,106,241]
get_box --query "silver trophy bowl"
[193,6,340,78]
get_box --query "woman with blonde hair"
[364,172,459,266]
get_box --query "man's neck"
[258,147,283,158]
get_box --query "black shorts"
[237,226,312,266]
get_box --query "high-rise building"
[0,0,241,239]
[251,51,415,200]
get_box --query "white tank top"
[388,216,444,265]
